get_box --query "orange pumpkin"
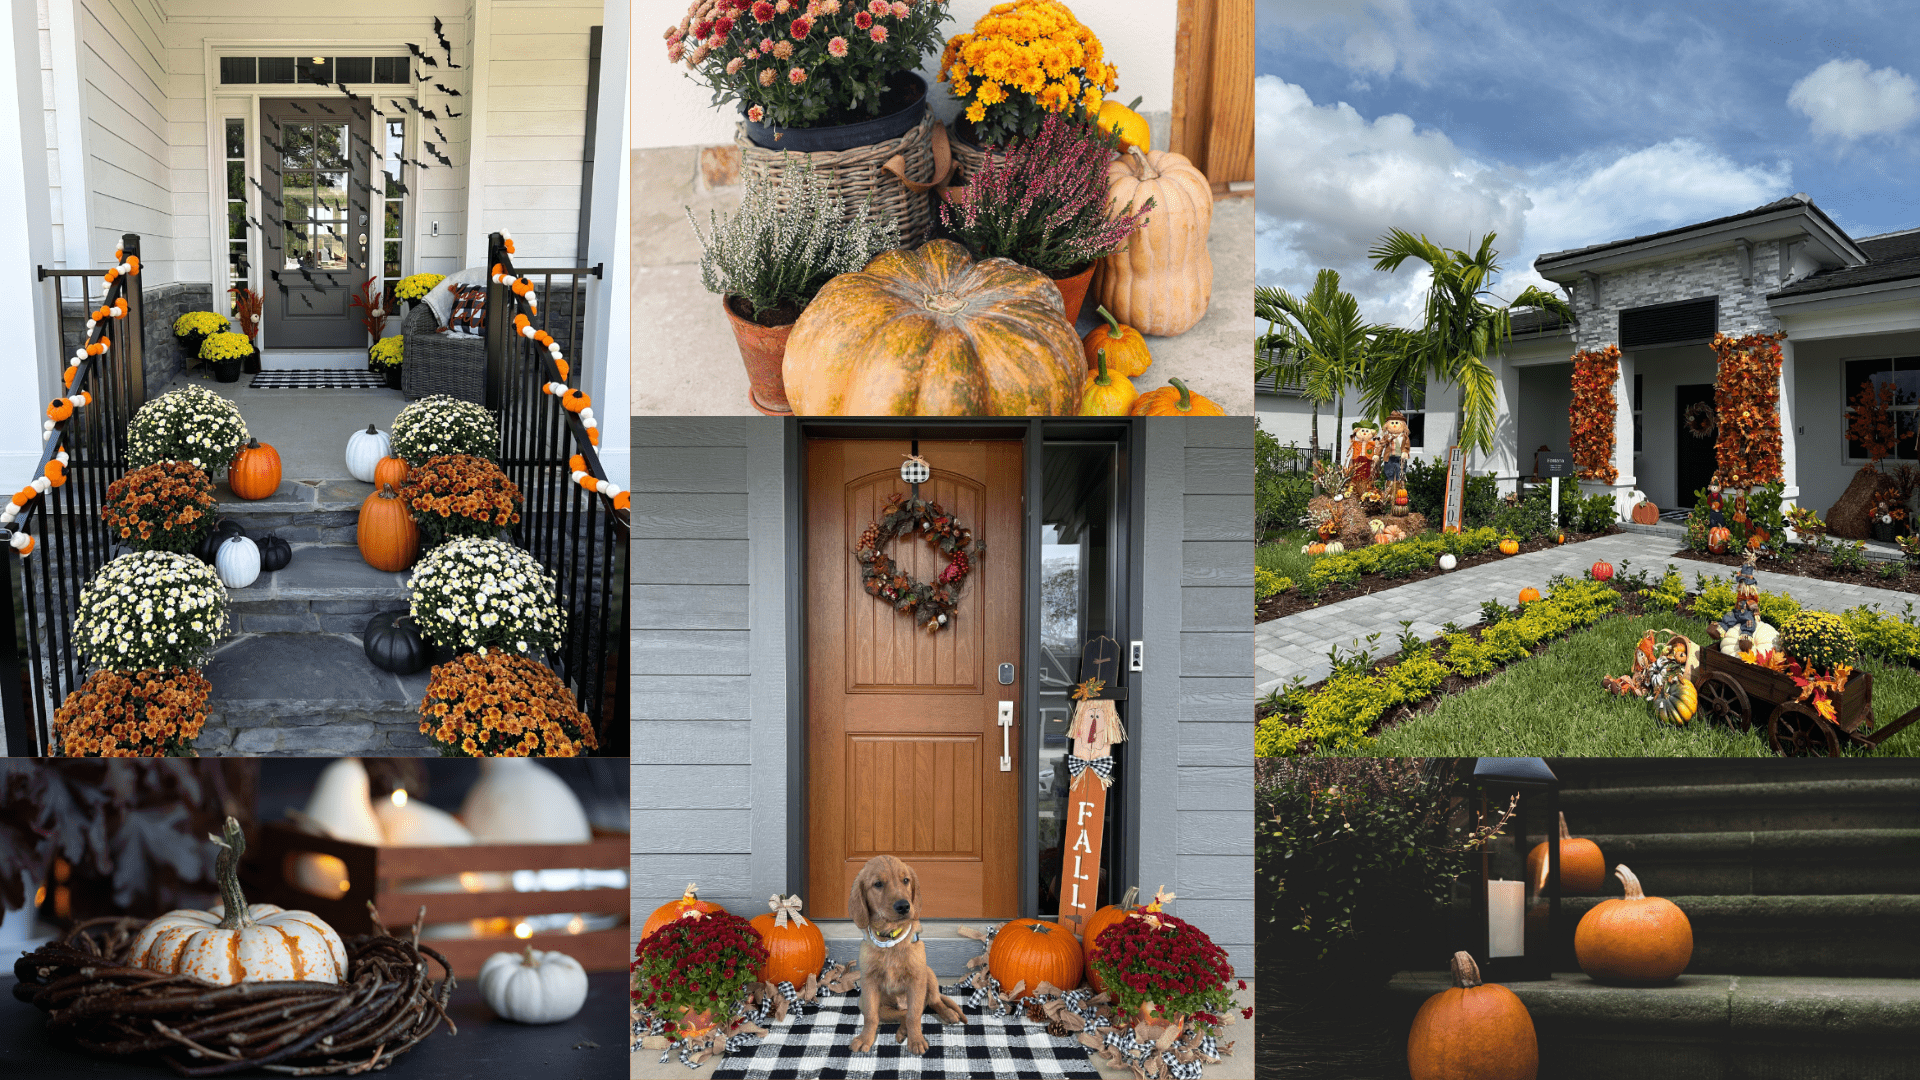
[228,439,282,501]
[1080,887,1142,994]
[1080,347,1139,416]
[1707,526,1732,554]
[1306,542,1327,555]
[748,896,827,988]
[783,240,1082,415]
[1519,587,1541,604]
[1527,812,1607,895]
[640,883,723,941]
[374,456,410,491]
[1129,378,1224,417]
[1631,500,1660,525]
[1406,951,1538,1080]
[1082,305,1153,377]
[357,483,419,572]
[1746,529,1769,550]
[1096,148,1213,337]
[988,919,1084,999]
[1574,864,1692,986]
[1499,539,1520,555]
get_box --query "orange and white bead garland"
[568,455,630,511]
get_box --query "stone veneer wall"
[58,282,215,395]
[1569,240,1788,351]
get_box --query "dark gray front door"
[261,99,373,348]
[1676,383,1717,508]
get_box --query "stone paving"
[1256,529,1920,694]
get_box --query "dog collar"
[863,926,919,949]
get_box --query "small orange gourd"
[1406,951,1538,1080]
[374,456,410,491]
[229,439,282,500]
[1574,864,1693,986]
[988,919,1084,1000]
[640,883,723,941]
[1079,886,1143,994]
[1527,812,1607,895]
[357,484,419,572]
[748,895,827,988]
[1518,587,1541,604]
[1499,538,1520,555]
[1080,348,1138,416]
[1129,378,1224,417]
[1082,305,1153,377]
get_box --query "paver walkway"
[1256,529,1920,694]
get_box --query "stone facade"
[60,281,215,395]
[1568,240,1787,351]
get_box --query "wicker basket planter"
[735,111,953,248]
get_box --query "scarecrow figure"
[1710,551,1776,656]
[1706,481,1727,530]
[1379,411,1412,488]
[1066,693,1126,788]
[1347,421,1377,492]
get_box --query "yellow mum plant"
[198,331,255,361]
[370,335,405,367]
[172,311,230,338]
[939,0,1116,147]
[393,273,446,302]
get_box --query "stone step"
[813,920,988,981]
[220,543,409,632]
[1557,777,1920,835]
[1543,894,1920,978]
[211,479,372,543]
[1386,971,1920,1080]
[1570,828,1920,896]
[193,631,431,756]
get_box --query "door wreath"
[1684,401,1718,441]
[854,492,984,632]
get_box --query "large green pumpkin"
[783,240,1083,415]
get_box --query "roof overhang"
[1534,202,1867,283]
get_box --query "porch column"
[0,0,58,478]
[462,1,494,268]
[1605,350,1637,519]
[45,0,92,272]
[1778,336,1800,504]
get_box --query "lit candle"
[1488,879,1525,957]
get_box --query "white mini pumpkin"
[214,534,260,589]
[376,793,476,846]
[461,759,591,844]
[478,944,589,1024]
[130,818,348,986]
[345,424,390,483]
[1439,553,1458,571]
[304,759,385,846]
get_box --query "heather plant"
[687,162,893,323]
[938,113,1153,276]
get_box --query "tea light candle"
[1488,878,1525,957]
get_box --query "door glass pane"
[315,171,348,214]
[228,202,246,241]
[226,160,244,199]
[225,118,244,159]
[314,124,347,169]
[1036,442,1121,919]
[283,124,311,167]
[306,225,347,269]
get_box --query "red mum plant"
[1710,331,1785,488]
[632,908,767,1040]
[1086,908,1236,1036]
[1568,345,1619,485]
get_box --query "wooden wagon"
[1690,646,1920,756]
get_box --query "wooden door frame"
[1171,0,1254,190]
[782,419,1142,921]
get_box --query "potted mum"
[125,385,250,476]
[199,331,256,383]
[102,462,217,555]
[72,551,231,674]
[632,908,767,1042]
[665,0,952,152]
[407,537,566,660]
[390,395,500,464]
[172,311,231,372]
[397,454,523,546]
[370,335,405,390]
[391,272,445,318]
[418,650,597,756]
[53,668,212,757]
[1086,907,1236,1040]
[687,163,893,414]
[938,113,1153,321]
[939,0,1117,153]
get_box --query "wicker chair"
[401,301,488,404]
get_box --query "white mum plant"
[407,537,565,655]
[390,395,498,465]
[73,551,230,671]
[126,385,249,474]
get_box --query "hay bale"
[1827,466,1882,540]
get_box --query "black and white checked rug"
[249,369,390,389]
[710,990,1100,1079]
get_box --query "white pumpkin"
[214,534,260,588]
[1325,542,1345,555]
[304,759,384,846]
[1439,553,1458,571]
[376,792,475,846]
[345,423,390,483]
[478,944,589,1024]
[130,818,348,986]
[460,759,591,844]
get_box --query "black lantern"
[1467,757,1560,983]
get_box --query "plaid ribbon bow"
[1065,755,1115,788]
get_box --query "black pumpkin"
[363,610,429,675]
[194,519,245,564]
[258,532,293,572]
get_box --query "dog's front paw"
[935,1000,964,1025]
[902,1029,930,1055]
[850,1028,877,1054]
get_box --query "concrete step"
[1387,971,1920,1080]
[194,631,431,756]
[211,479,374,544]
[1557,777,1920,835]
[1548,894,1920,978]
[1572,828,1920,896]
[220,543,409,632]
[813,920,990,981]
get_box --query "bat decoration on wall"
[247,215,266,233]
[264,162,280,176]
[432,125,447,143]
[406,42,438,68]
[335,82,360,101]
[289,101,310,114]
[317,102,336,115]
[432,17,460,67]
[352,176,373,194]
[433,83,462,97]
[418,107,439,121]
[298,292,314,308]
[423,141,452,166]
[266,116,281,132]
[260,134,285,156]
[444,107,463,119]
[415,67,431,83]
[387,176,409,196]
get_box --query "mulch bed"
[1257,527,1623,623]
[1672,545,1920,597]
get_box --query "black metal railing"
[0,234,145,754]
[482,232,627,754]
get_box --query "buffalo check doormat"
[709,990,1101,1079]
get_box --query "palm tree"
[1255,272,1384,464]
[1364,229,1577,456]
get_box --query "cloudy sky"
[1256,0,1920,327]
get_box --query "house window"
[1633,373,1643,453]
[217,56,406,86]
[1845,358,1920,460]
[224,118,248,294]
[1392,380,1426,449]
[381,116,408,281]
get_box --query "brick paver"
[1255,531,1920,694]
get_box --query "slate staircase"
[1388,761,1920,1080]
[192,478,430,755]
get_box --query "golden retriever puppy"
[847,855,965,1054]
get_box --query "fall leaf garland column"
[1569,345,1621,486]
[1710,332,1786,488]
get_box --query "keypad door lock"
[998,663,1014,685]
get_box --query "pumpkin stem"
[209,816,254,931]
[364,424,377,434]
[1096,305,1127,340]
[1120,885,1139,909]
[246,438,261,450]
[1449,951,1483,989]
[1125,95,1143,111]
[522,942,539,968]
[1169,378,1194,412]
[1128,144,1158,180]
[1095,347,1112,386]
[1560,811,1572,841]
[378,483,402,500]
[1615,864,1645,900]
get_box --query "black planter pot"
[383,366,403,390]
[1873,519,1897,543]
[176,330,208,368]
[211,356,244,383]
[741,71,926,152]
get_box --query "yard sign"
[1056,695,1122,937]
[1441,446,1465,533]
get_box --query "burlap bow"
[767,893,808,928]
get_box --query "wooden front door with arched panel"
[807,438,1023,919]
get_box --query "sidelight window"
[1845,358,1920,462]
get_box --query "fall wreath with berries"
[854,492,984,633]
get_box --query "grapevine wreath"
[854,492,984,633]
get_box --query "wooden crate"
[242,822,630,978]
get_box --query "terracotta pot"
[1132,1000,1185,1041]
[676,1008,716,1040]
[722,296,795,415]
[1050,263,1097,324]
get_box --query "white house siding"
[36,0,65,265]
[77,0,172,282]
[1569,240,1789,352]
[478,0,597,265]
[1787,329,1920,515]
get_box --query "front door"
[807,438,1023,919]
[1676,383,1717,510]
[261,99,373,348]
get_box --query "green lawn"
[1258,530,1320,586]
[1363,612,1920,757]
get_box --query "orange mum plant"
[1568,345,1620,484]
[396,453,524,546]
[101,461,217,554]
[1710,332,1785,487]
[418,649,598,757]
[52,668,211,756]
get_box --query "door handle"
[997,701,1013,772]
